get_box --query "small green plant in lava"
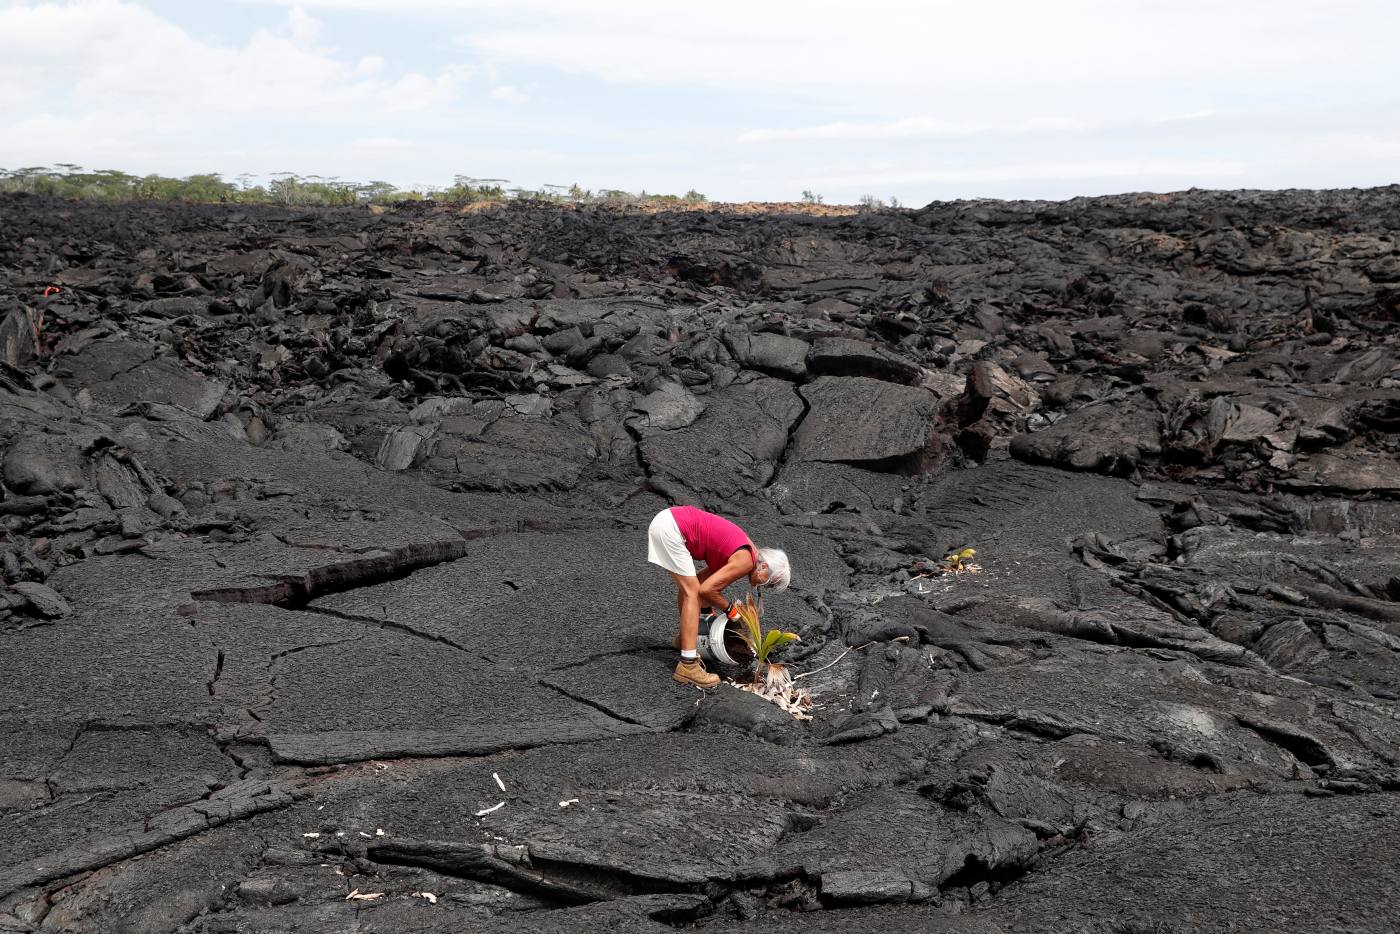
[942,547,978,574]
[731,592,799,684]
[728,593,812,719]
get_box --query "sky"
[1,0,1398,204]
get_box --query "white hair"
[757,547,791,591]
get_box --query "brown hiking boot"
[673,657,720,689]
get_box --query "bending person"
[646,504,791,688]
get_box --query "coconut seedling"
[942,547,978,574]
[731,592,800,686]
[729,592,811,719]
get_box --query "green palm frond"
[760,630,800,660]
[943,546,978,571]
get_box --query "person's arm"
[698,549,755,611]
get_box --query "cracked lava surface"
[1,190,1400,932]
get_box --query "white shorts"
[647,509,697,577]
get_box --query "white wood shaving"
[493,772,506,791]
[475,801,505,816]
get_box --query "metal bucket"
[696,611,755,668]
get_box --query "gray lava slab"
[54,338,228,418]
[725,330,811,380]
[639,377,803,506]
[793,376,938,466]
[541,651,706,731]
[308,529,676,668]
[983,792,1400,932]
[806,337,921,384]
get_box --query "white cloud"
[1296,133,1400,163]
[257,0,1399,156]
[354,55,386,76]
[1156,110,1220,125]
[735,110,1233,145]
[447,1,1389,98]
[349,136,416,152]
[0,2,465,118]
[286,5,321,43]
[489,85,530,104]
[803,158,1251,189]
[4,0,1398,201]
[0,0,472,173]
[738,116,1098,144]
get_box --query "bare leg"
[677,567,715,612]
[668,571,719,688]
[674,568,717,648]
[668,571,701,652]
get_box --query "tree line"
[0,165,709,208]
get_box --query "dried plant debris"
[733,662,814,721]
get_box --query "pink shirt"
[670,506,755,571]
